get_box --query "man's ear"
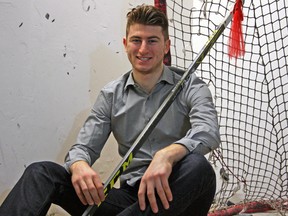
[123,37,127,51]
[165,39,171,54]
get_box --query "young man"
[0,4,220,216]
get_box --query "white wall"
[0,0,152,213]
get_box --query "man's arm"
[64,90,113,206]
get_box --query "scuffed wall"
[0,0,152,214]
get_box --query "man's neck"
[132,66,164,93]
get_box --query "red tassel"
[228,0,245,59]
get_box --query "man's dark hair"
[126,4,169,40]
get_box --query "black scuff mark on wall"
[82,0,96,12]
[63,45,67,58]
[45,13,55,23]
[45,13,50,20]
[19,22,23,28]
[67,66,77,75]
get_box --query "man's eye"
[131,39,141,43]
[148,40,157,44]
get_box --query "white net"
[160,0,288,214]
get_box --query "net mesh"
[160,0,288,214]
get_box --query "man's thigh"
[93,183,139,216]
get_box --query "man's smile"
[137,56,152,62]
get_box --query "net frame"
[155,0,288,214]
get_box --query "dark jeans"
[0,153,216,216]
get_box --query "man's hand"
[138,144,188,213]
[70,161,105,206]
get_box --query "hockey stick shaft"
[82,5,233,216]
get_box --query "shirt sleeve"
[64,90,112,173]
[175,74,221,155]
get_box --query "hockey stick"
[82,4,234,216]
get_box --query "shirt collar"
[124,65,175,91]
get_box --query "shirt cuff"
[175,138,211,155]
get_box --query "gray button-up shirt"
[64,66,220,186]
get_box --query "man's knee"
[179,153,214,174]
[171,153,216,193]
[24,161,66,182]
[185,153,216,193]
[25,161,54,174]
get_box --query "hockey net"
[155,0,288,215]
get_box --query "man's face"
[123,24,170,75]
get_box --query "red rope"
[228,0,245,59]
[209,201,274,216]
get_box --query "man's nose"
[139,41,148,53]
